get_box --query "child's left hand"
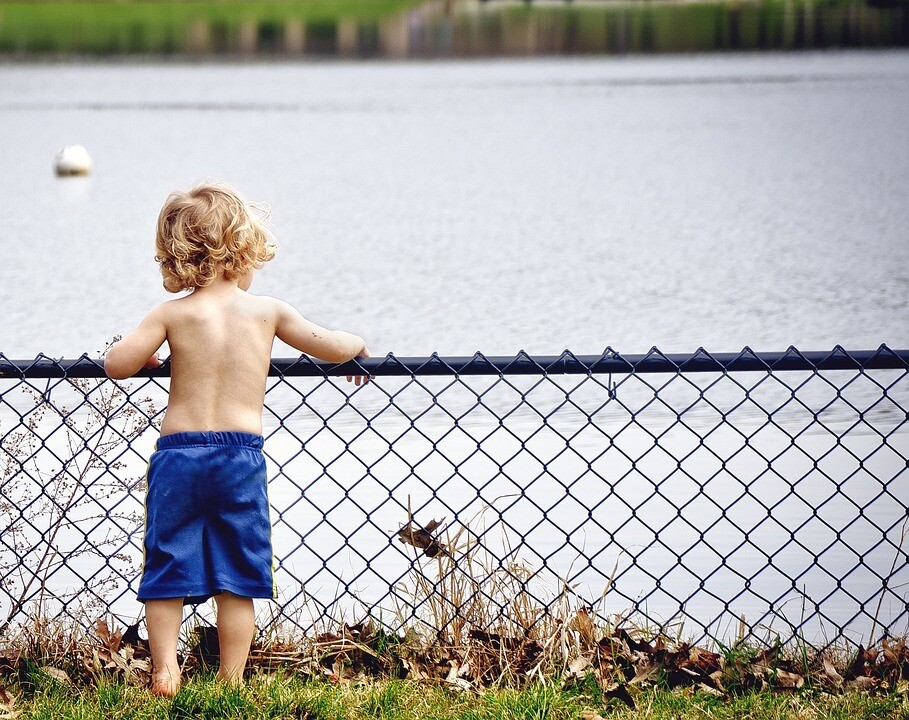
[347,347,372,387]
[143,353,164,369]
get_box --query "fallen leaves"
[0,682,20,720]
[0,610,907,705]
[83,619,151,685]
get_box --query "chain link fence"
[1,346,907,648]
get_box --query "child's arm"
[274,300,367,364]
[104,305,167,380]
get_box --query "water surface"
[0,51,906,359]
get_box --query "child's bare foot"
[215,671,243,686]
[150,672,181,697]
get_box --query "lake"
[1,50,907,359]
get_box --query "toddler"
[105,182,369,696]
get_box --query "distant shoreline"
[1,0,906,58]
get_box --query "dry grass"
[1,515,907,712]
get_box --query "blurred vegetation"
[0,1,422,55]
[0,0,906,56]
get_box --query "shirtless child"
[105,182,369,696]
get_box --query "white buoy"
[54,145,92,176]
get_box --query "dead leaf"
[696,682,724,696]
[846,676,879,692]
[883,637,906,666]
[602,682,635,710]
[566,655,591,679]
[570,609,597,641]
[845,645,867,680]
[95,618,122,654]
[613,628,652,655]
[0,681,18,720]
[40,667,70,684]
[628,663,660,686]
[580,711,607,720]
[688,647,721,673]
[708,669,726,693]
[121,622,146,650]
[83,649,102,674]
[0,688,19,720]
[401,656,429,680]
[822,659,843,687]
[397,519,449,557]
[772,669,804,689]
[447,677,475,693]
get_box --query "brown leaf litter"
[1,614,908,705]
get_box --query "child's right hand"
[143,353,164,369]
[347,345,371,387]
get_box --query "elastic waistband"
[156,431,264,450]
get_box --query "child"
[105,182,369,696]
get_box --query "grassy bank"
[0,1,423,55]
[0,0,906,56]
[2,672,907,720]
[3,611,909,720]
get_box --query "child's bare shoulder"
[147,296,190,324]
[141,295,215,336]
[136,297,180,327]
[252,294,295,319]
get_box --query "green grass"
[0,0,905,56]
[5,670,908,720]
[0,1,423,55]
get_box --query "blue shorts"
[137,431,275,605]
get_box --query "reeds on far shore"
[1,509,907,711]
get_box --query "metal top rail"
[0,345,907,379]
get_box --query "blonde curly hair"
[154,182,277,293]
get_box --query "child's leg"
[145,598,183,695]
[213,591,255,682]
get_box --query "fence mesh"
[0,346,907,649]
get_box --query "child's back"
[158,286,274,435]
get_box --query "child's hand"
[347,346,372,387]
[143,353,164,370]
